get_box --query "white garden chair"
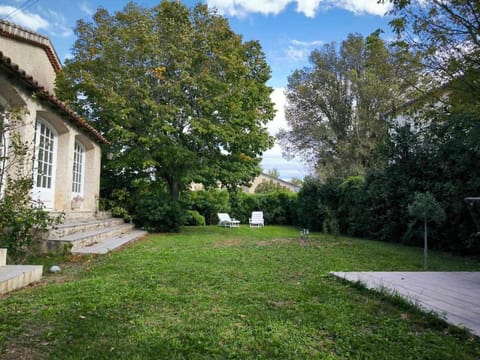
[249,211,264,228]
[217,213,240,228]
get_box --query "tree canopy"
[266,168,280,179]
[278,31,418,179]
[56,1,275,200]
[385,0,480,112]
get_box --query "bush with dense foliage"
[296,111,480,255]
[228,191,260,223]
[101,184,298,232]
[365,113,479,253]
[185,210,206,226]
[267,190,298,225]
[0,178,62,260]
[182,189,231,225]
[296,177,341,231]
[183,189,298,226]
[230,190,298,225]
[254,180,290,193]
[135,191,185,232]
[338,175,366,236]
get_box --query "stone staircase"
[0,214,147,295]
[0,248,43,295]
[46,212,148,255]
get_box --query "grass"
[1,225,480,359]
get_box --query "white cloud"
[207,0,291,17]
[0,5,48,31]
[290,39,324,47]
[335,0,391,16]
[261,143,309,180]
[0,5,73,38]
[46,10,73,37]
[270,38,323,70]
[267,87,287,135]
[261,143,306,178]
[206,0,391,17]
[261,87,310,180]
[285,39,324,63]
[295,0,321,17]
[79,1,94,16]
[285,45,310,63]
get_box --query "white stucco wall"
[0,21,103,215]
[0,73,102,214]
[0,36,57,94]
[245,174,299,193]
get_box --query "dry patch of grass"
[256,238,295,246]
[269,299,297,308]
[2,345,44,360]
[213,238,244,247]
[1,318,51,360]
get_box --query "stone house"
[0,20,146,258]
[244,173,300,193]
[0,19,108,215]
[190,173,300,193]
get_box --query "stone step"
[0,248,6,267]
[49,211,112,221]
[47,223,135,252]
[0,265,43,295]
[72,230,148,255]
[49,218,126,238]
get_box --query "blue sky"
[0,0,393,180]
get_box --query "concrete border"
[332,271,480,337]
[0,265,43,295]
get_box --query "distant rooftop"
[259,173,300,191]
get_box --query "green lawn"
[1,226,479,359]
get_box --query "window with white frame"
[0,100,8,195]
[0,126,6,174]
[72,141,85,195]
[0,117,6,195]
[36,121,56,189]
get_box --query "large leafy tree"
[384,0,480,111]
[56,1,274,201]
[278,31,418,179]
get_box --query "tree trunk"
[166,175,180,202]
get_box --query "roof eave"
[0,51,110,145]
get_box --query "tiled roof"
[0,19,62,73]
[259,173,299,189]
[0,51,109,145]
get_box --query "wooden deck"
[332,272,480,336]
